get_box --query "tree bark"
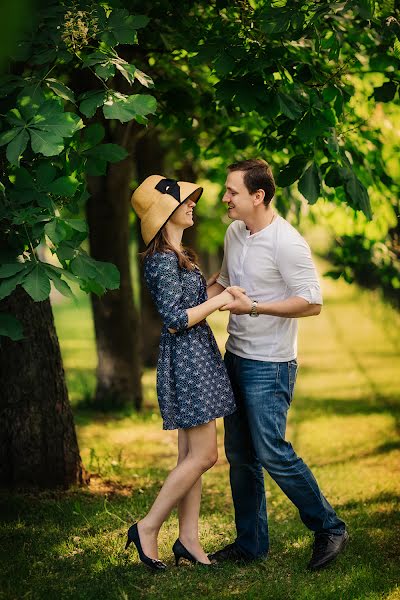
[86,121,143,410]
[135,130,165,367]
[0,287,85,489]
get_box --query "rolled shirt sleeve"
[143,252,189,332]
[275,235,323,305]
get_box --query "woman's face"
[168,197,196,229]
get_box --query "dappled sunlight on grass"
[2,264,393,599]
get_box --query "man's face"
[222,170,256,221]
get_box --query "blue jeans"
[224,350,346,558]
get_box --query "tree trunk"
[86,122,143,410]
[135,130,165,367]
[0,287,85,489]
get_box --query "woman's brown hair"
[141,227,199,271]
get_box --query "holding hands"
[220,286,253,315]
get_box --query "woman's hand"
[217,289,235,308]
[221,287,252,314]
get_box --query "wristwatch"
[250,299,259,318]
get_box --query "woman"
[128,175,238,570]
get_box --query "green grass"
[1,264,399,600]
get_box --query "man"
[206,159,348,570]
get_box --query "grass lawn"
[1,264,399,600]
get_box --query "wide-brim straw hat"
[131,175,203,246]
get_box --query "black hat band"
[155,178,181,203]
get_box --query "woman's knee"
[177,448,189,465]
[195,449,218,472]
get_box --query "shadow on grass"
[290,394,400,422]
[0,488,399,600]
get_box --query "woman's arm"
[170,289,234,333]
[144,252,234,334]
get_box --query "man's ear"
[253,189,265,206]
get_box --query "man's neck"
[243,206,275,235]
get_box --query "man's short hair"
[228,159,276,206]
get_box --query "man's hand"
[220,287,252,314]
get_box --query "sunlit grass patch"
[2,264,397,599]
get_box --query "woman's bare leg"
[137,420,217,560]
[176,430,210,563]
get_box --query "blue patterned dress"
[143,251,236,430]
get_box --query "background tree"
[0,1,156,486]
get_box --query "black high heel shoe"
[172,538,216,567]
[125,523,167,571]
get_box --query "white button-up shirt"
[217,215,323,362]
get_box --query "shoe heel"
[174,554,180,567]
[125,537,132,550]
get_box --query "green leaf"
[87,143,128,162]
[56,241,78,261]
[86,156,108,176]
[27,100,82,157]
[214,52,236,76]
[36,163,57,187]
[50,274,75,299]
[45,78,75,103]
[235,88,260,112]
[343,171,372,219]
[63,219,87,232]
[298,163,321,204]
[14,166,34,189]
[276,155,308,187]
[95,62,116,79]
[103,93,157,123]
[6,107,25,127]
[352,0,375,19]
[79,279,105,296]
[325,166,341,187]
[133,68,154,88]
[79,91,106,118]
[278,92,303,120]
[0,263,26,277]
[30,100,83,139]
[70,253,99,279]
[44,219,70,244]
[29,129,64,156]
[324,270,342,280]
[82,124,105,148]
[6,129,29,166]
[297,111,327,142]
[0,128,20,146]
[93,260,120,290]
[0,267,31,300]
[107,10,149,44]
[45,264,80,285]
[129,15,150,29]
[373,81,397,102]
[22,263,51,301]
[44,266,75,299]
[70,253,120,291]
[17,85,46,120]
[47,176,79,197]
[0,312,23,341]
[393,38,400,61]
